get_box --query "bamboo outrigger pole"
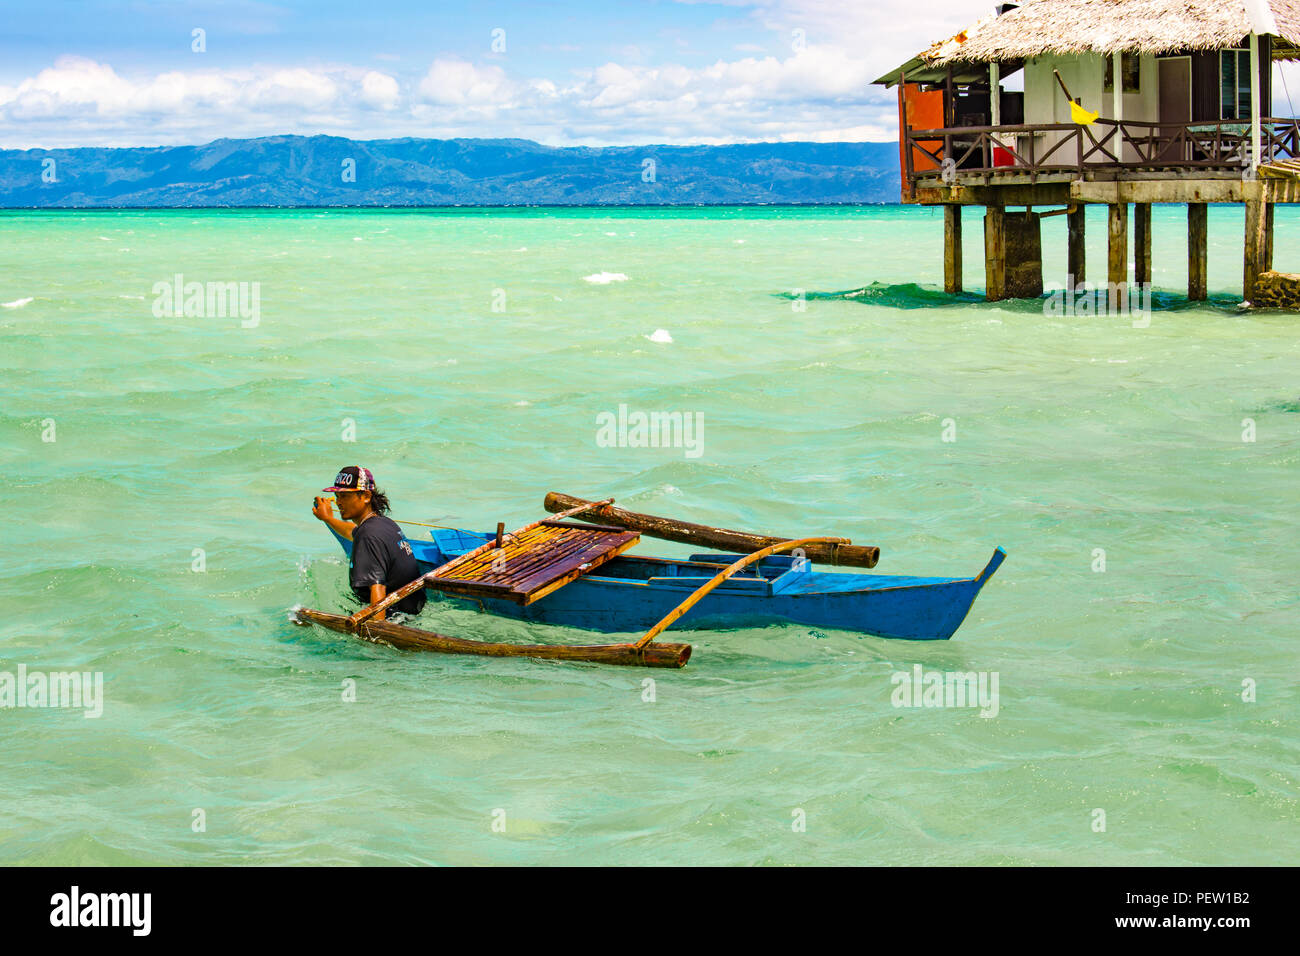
[294,607,691,668]
[544,493,879,568]
[634,537,849,649]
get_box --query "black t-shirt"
[349,514,426,615]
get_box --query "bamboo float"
[543,492,880,568]
[634,537,849,649]
[348,498,615,627]
[293,607,691,668]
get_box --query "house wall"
[1023,44,1274,133]
[1023,53,1160,164]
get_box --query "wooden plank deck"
[425,521,640,605]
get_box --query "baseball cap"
[323,466,375,493]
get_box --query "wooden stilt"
[1244,198,1265,301]
[985,205,1006,302]
[1188,202,1207,301]
[1107,202,1128,311]
[1264,201,1274,271]
[1134,202,1152,286]
[944,204,962,294]
[1004,211,1044,298]
[1067,205,1086,290]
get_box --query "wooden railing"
[903,118,1300,187]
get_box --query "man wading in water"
[312,466,426,619]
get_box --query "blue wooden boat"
[325,526,1005,642]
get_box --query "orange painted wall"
[897,82,945,199]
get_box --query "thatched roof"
[875,0,1300,85]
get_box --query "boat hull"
[327,528,1005,641]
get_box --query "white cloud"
[417,59,515,107]
[0,45,899,147]
[249,68,339,110]
[360,71,400,110]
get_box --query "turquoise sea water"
[1,205,1296,865]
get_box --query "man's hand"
[312,496,335,522]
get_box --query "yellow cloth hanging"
[1069,99,1099,125]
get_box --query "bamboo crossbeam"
[633,537,849,649]
[544,493,879,568]
[294,607,691,668]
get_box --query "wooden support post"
[1264,202,1274,272]
[985,205,1006,302]
[1249,32,1262,175]
[1188,202,1207,301]
[1244,198,1266,301]
[1134,202,1152,287]
[1107,202,1128,310]
[1067,205,1086,290]
[990,62,1001,127]
[1112,52,1123,126]
[1004,211,1044,298]
[944,204,962,294]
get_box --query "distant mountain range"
[0,135,900,207]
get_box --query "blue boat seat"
[646,575,772,595]
[688,553,798,573]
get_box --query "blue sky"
[2,1,1298,149]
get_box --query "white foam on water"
[2,297,33,308]
[645,329,673,343]
[583,271,628,284]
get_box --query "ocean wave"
[783,282,1246,312]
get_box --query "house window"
[1103,53,1141,93]
[1220,49,1252,120]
